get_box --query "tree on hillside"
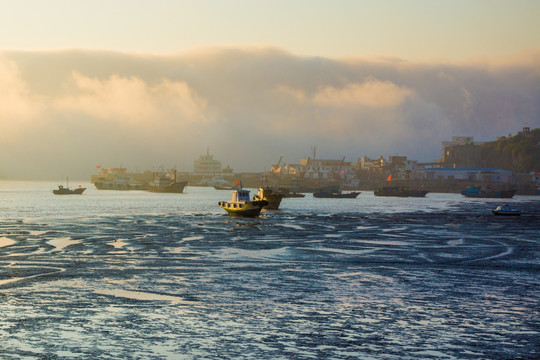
[480,128,540,172]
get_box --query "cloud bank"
[1,47,539,179]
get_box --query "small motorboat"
[219,189,268,217]
[491,204,521,216]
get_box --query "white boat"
[491,204,521,216]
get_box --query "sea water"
[0,181,539,359]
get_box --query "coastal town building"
[387,156,422,180]
[354,156,386,175]
[355,156,373,171]
[269,153,359,187]
[271,163,301,176]
[300,158,345,179]
[354,155,419,180]
[89,128,538,193]
[439,136,483,168]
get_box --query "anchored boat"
[219,189,268,217]
[53,178,86,195]
[313,189,360,198]
[374,186,428,197]
[277,188,305,198]
[53,185,86,195]
[253,187,284,210]
[95,176,145,190]
[461,186,516,199]
[146,169,187,193]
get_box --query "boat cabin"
[153,176,173,186]
[231,189,250,203]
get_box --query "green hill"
[481,128,540,173]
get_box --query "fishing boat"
[276,188,305,198]
[53,178,86,195]
[313,189,360,198]
[492,204,521,216]
[461,186,516,199]
[94,176,145,190]
[374,186,409,197]
[374,186,428,197]
[147,177,187,193]
[146,169,187,193]
[219,189,268,217]
[408,190,429,197]
[253,187,284,210]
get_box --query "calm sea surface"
[1,181,539,359]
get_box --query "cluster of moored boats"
[215,185,524,217]
[52,179,524,218]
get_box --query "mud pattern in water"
[1,204,539,359]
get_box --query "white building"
[298,157,358,187]
[193,147,224,175]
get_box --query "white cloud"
[312,79,413,108]
[55,72,208,125]
[0,56,43,138]
[0,47,539,179]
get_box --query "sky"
[0,0,539,179]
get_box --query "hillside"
[481,128,540,172]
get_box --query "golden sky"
[1,0,539,59]
[0,1,539,179]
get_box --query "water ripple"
[0,192,539,359]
